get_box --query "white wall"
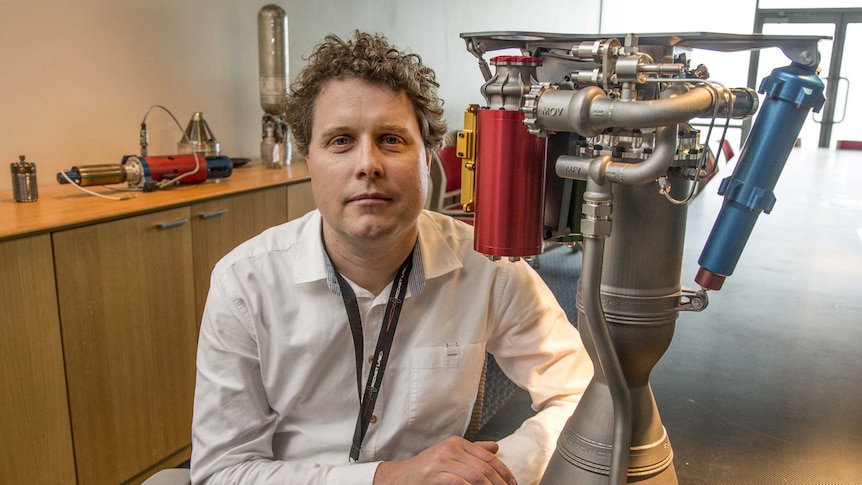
[601,0,758,86]
[0,0,261,192]
[284,0,600,132]
[0,0,600,192]
[3,0,771,193]
[601,0,759,152]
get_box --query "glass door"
[750,8,862,148]
[829,22,861,146]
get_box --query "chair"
[719,139,735,161]
[837,140,862,150]
[428,145,474,223]
[141,468,190,484]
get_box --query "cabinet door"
[0,235,77,485]
[191,186,289,326]
[53,207,197,485]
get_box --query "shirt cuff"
[496,433,553,485]
[325,461,381,485]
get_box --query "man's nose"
[356,141,384,178]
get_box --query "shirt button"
[370,415,378,424]
[368,355,374,364]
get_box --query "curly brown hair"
[283,30,447,157]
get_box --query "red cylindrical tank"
[474,109,546,258]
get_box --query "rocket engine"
[456,31,826,484]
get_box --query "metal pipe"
[580,178,632,485]
[555,125,678,186]
[535,84,755,137]
[589,89,714,129]
[603,125,677,185]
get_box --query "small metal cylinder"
[11,155,38,202]
[68,164,129,186]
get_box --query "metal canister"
[11,155,38,202]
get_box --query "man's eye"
[331,137,351,146]
[382,135,401,145]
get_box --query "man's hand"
[373,436,516,485]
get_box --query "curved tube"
[581,179,632,485]
[537,85,716,136]
[555,124,678,186]
[590,89,713,129]
[603,124,678,185]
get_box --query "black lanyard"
[331,248,414,463]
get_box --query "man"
[191,31,592,485]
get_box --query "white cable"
[156,150,202,189]
[142,104,188,139]
[59,171,134,201]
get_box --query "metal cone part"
[178,112,221,155]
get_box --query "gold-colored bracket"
[457,104,479,213]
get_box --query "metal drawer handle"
[156,218,189,230]
[199,209,228,220]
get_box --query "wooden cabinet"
[53,207,198,485]
[0,164,313,485]
[0,235,77,485]
[191,186,289,326]
[287,179,316,221]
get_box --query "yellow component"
[457,104,479,213]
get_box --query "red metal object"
[490,55,542,65]
[695,267,726,291]
[142,154,209,184]
[474,109,546,258]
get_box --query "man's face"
[306,76,431,248]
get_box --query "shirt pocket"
[408,342,486,433]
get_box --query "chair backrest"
[437,145,462,193]
[719,139,735,161]
[837,140,862,150]
[428,146,473,223]
[463,356,487,441]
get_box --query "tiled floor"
[656,147,862,484]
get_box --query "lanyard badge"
[330,248,414,463]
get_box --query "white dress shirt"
[191,209,593,485]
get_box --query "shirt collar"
[415,211,463,280]
[292,211,330,285]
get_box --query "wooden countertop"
[1,160,310,241]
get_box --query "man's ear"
[425,149,433,172]
[304,153,315,178]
